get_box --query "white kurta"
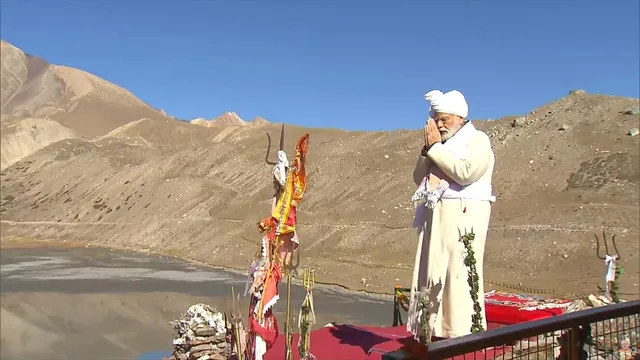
[407,129,495,339]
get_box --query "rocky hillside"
[0,41,638,298]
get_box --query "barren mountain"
[190,111,248,127]
[250,116,270,126]
[0,40,171,134]
[0,42,638,299]
[0,40,175,170]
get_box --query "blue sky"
[1,0,638,131]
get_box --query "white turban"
[424,90,469,119]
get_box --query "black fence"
[390,286,640,360]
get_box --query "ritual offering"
[168,304,229,360]
[244,124,310,360]
[297,268,317,360]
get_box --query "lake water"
[0,246,392,360]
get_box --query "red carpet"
[484,291,570,325]
[265,324,504,360]
[264,292,571,360]
[365,323,504,360]
[266,325,410,360]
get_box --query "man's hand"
[424,118,442,148]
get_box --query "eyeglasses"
[434,116,452,124]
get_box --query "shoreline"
[4,234,631,301]
[0,236,395,300]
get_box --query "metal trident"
[265,124,285,165]
[594,230,621,260]
[228,287,244,360]
[284,247,301,275]
[303,267,315,291]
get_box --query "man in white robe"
[407,89,496,339]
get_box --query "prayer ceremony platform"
[263,291,571,360]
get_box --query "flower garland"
[400,288,432,359]
[418,289,432,345]
[298,300,317,359]
[460,228,484,333]
[297,302,310,357]
[297,268,317,360]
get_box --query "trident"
[228,287,244,360]
[256,123,286,320]
[594,230,621,261]
[265,124,285,165]
[594,230,622,303]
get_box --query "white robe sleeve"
[426,132,493,186]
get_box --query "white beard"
[440,130,453,142]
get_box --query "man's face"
[435,112,466,142]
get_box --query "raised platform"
[265,291,571,360]
[266,324,504,360]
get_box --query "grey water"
[0,246,392,360]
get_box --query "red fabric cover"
[263,295,567,360]
[365,323,504,360]
[265,325,409,360]
[485,292,567,325]
[246,262,283,355]
[248,308,279,350]
[285,206,297,227]
[265,324,505,360]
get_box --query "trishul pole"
[256,124,287,320]
[284,250,300,360]
[250,123,309,360]
[229,287,244,360]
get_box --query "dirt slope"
[1,92,638,298]
[0,115,80,170]
[0,41,638,298]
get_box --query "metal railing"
[425,300,640,360]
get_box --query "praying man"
[407,89,496,340]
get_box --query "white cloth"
[411,122,495,211]
[411,178,450,210]
[604,255,618,302]
[425,90,469,119]
[605,255,617,283]
[273,150,289,186]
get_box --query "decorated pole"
[284,250,300,360]
[244,125,310,360]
